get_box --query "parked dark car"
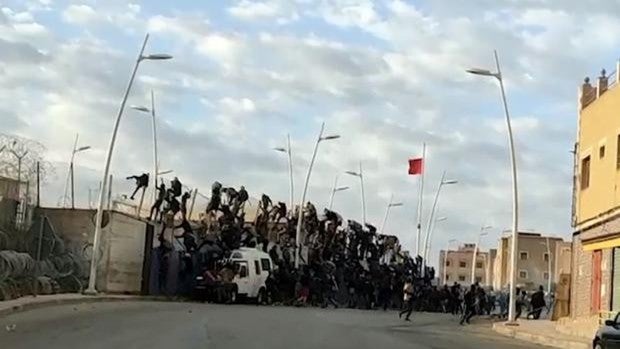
[593,313,620,348]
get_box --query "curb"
[0,295,170,317]
[492,322,590,349]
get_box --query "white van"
[230,247,273,304]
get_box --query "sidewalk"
[492,320,591,349]
[0,293,142,317]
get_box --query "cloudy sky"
[2,0,616,266]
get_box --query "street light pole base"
[83,288,98,296]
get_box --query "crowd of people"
[127,177,552,323]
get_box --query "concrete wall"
[555,241,572,284]
[38,208,149,294]
[101,212,147,293]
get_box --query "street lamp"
[274,133,294,211]
[345,161,366,224]
[86,33,172,295]
[131,89,160,207]
[540,239,552,295]
[467,50,519,322]
[63,134,92,209]
[426,216,447,262]
[328,174,349,210]
[471,225,492,285]
[70,142,91,210]
[423,171,457,266]
[294,122,339,268]
[443,238,458,285]
[379,194,404,235]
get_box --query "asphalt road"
[0,301,542,349]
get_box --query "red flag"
[408,158,424,175]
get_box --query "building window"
[476,262,483,269]
[458,275,466,281]
[459,261,467,268]
[544,272,549,280]
[600,145,606,159]
[520,252,529,261]
[617,134,620,169]
[519,270,528,279]
[446,259,451,267]
[475,276,482,283]
[543,253,550,262]
[254,260,261,275]
[581,156,591,189]
[446,275,450,281]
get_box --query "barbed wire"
[0,133,55,184]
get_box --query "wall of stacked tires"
[0,209,90,300]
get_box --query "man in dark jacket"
[460,284,476,325]
[149,181,166,221]
[528,285,546,319]
[127,173,149,200]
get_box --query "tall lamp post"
[423,171,457,266]
[540,239,552,295]
[85,33,172,295]
[294,122,339,268]
[131,90,159,206]
[70,141,91,209]
[379,194,404,234]
[443,238,458,285]
[427,216,447,261]
[345,161,366,224]
[63,134,91,208]
[467,50,519,322]
[328,174,349,210]
[274,133,294,211]
[471,225,492,285]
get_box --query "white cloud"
[318,0,380,28]
[220,97,257,113]
[147,14,209,42]
[197,33,246,63]
[228,0,299,23]
[62,4,97,24]
[229,0,281,19]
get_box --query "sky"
[2,0,618,267]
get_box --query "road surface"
[0,301,541,349]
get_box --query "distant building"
[572,64,620,319]
[438,243,490,287]
[492,232,567,292]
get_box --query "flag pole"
[415,143,426,258]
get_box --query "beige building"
[438,243,491,286]
[571,63,620,320]
[493,232,569,292]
